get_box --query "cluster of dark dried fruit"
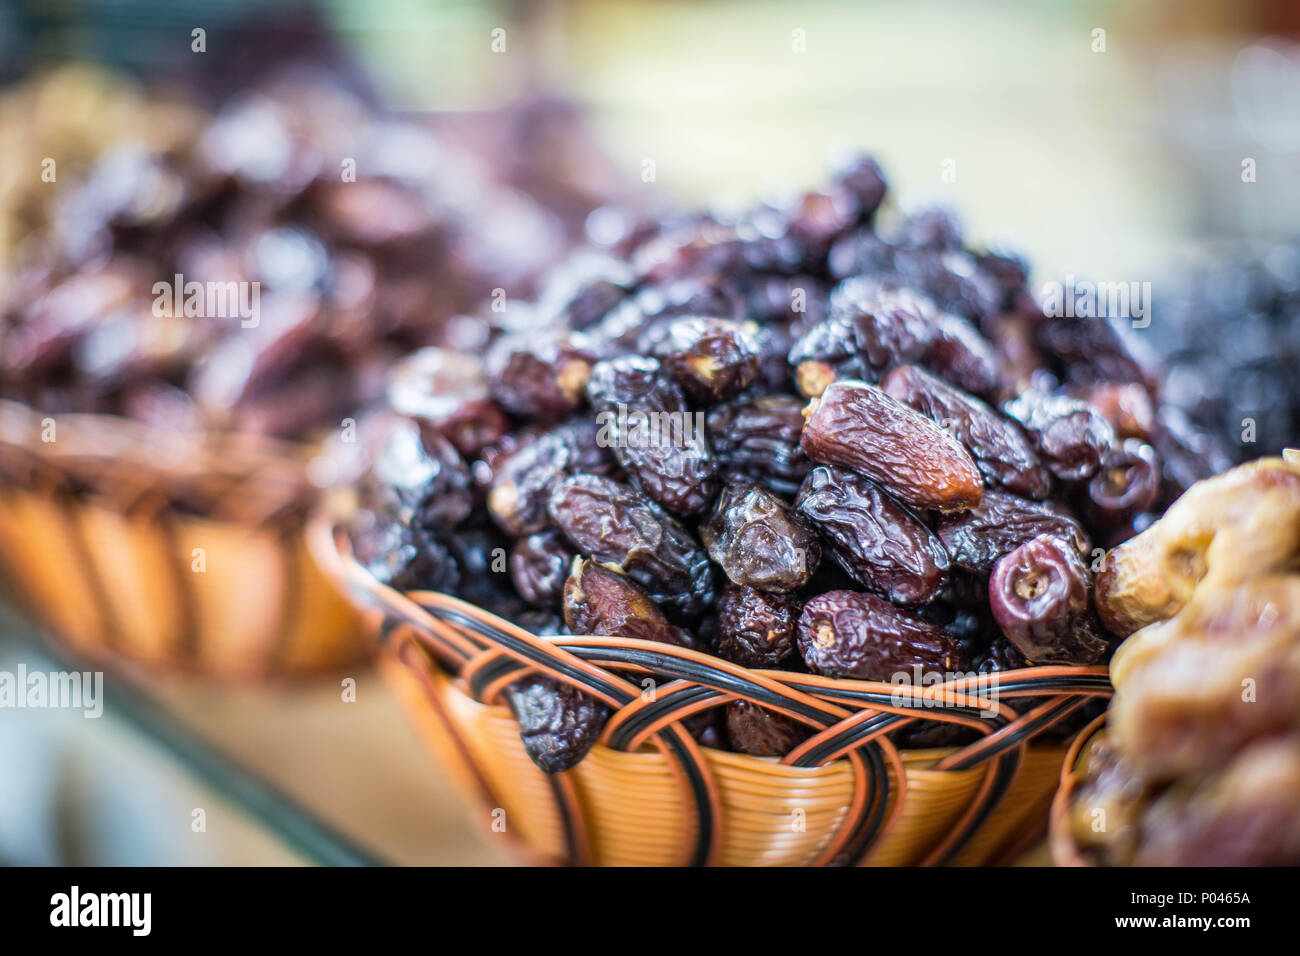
[351,156,1226,772]
[1150,240,1300,460]
[0,72,612,443]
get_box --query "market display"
[345,156,1229,772]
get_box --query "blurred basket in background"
[0,401,367,678]
[321,519,1113,866]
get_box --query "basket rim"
[1048,715,1108,867]
[0,398,320,523]
[312,509,1113,866]
[314,511,1114,757]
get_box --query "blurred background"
[1,0,1298,864]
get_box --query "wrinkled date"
[725,700,811,756]
[795,465,949,605]
[706,394,812,495]
[800,380,983,512]
[988,534,1109,664]
[700,483,821,592]
[797,590,970,681]
[1004,388,1116,483]
[714,582,801,668]
[882,364,1050,499]
[1079,438,1160,533]
[510,529,575,608]
[586,355,719,515]
[507,675,610,774]
[562,557,693,646]
[487,429,574,537]
[935,489,1091,574]
[642,315,760,403]
[487,331,594,423]
[548,474,715,622]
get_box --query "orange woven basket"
[0,401,367,677]
[318,516,1113,866]
[1047,716,1109,867]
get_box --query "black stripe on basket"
[842,742,890,866]
[430,605,632,705]
[427,606,716,866]
[943,695,1089,770]
[791,710,906,768]
[930,749,1022,866]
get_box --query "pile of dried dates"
[0,70,601,442]
[1152,240,1300,459]
[347,155,1232,773]
[1067,454,1300,865]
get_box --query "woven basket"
[319,517,1113,866]
[0,401,367,677]
[1047,717,1109,867]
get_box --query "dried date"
[934,489,1090,574]
[797,590,970,681]
[714,583,801,668]
[795,465,948,605]
[1003,388,1116,483]
[725,700,811,756]
[800,380,983,512]
[706,394,812,496]
[548,474,715,623]
[507,675,610,774]
[510,529,575,608]
[700,484,820,592]
[988,534,1108,664]
[882,364,1050,499]
[562,557,693,646]
[586,355,719,515]
[642,315,759,403]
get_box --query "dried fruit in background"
[562,557,693,647]
[1130,735,1300,866]
[725,700,811,757]
[370,417,474,531]
[1066,733,1149,864]
[988,534,1108,664]
[714,582,801,668]
[487,331,595,422]
[797,590,970,682]
[1077,439,1159,534]
[935,490,1090,574]
[507,675,611,774]
[795,465,948,605]
[1107,574,1300,780]
[1003,388,1116,483]
[1065,381,1156,443]
[1094,457,1300,637]
[387,347,508,458]
[800,380,983,512]
[642,315,759,403]
[548,474,715,623]
[700,484,820,592]
[882,364,1050,499]
[706,393,811,496]
[586,355,719,515]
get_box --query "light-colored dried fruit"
[1094,457,1300,637]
